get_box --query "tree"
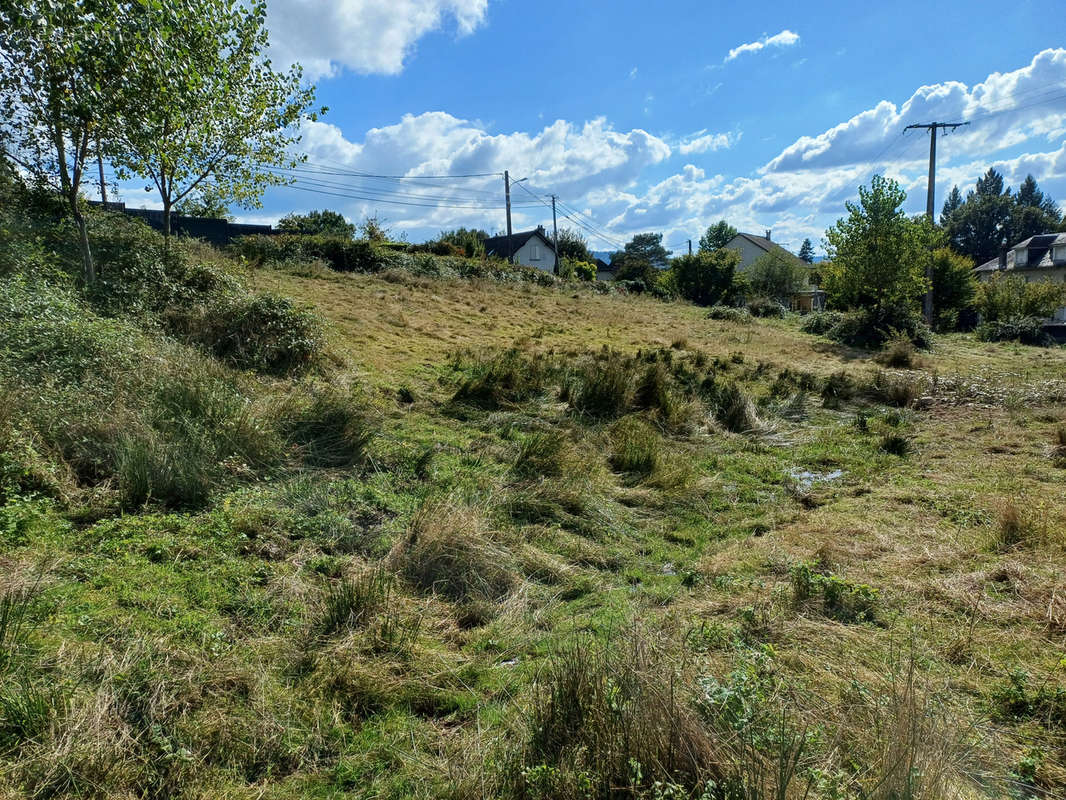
[939,186,963,226]
[112,0,319,247]
[175,185,233,220]
[930,247,977,331]
[278,209,355,237]
[822,175,935,311]
[622,233,671,269]
[671,249,739,306]
[0,0,129,283]
[745,250,807,303]
[1012,174,1062,242]
[797,238,815,263]
[943,168,1013,264]
[698,220,737,253]
[556,227,592,262]
[437,227,488,257]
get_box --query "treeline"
[0,0,318,283]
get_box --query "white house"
[483,226,557,272]
[724,230,825,312]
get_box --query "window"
[1015,248,1027,267]
[530,245,541,261]
[1054,244,1066,263]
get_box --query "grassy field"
[4,228,1066,798]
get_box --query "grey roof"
[976,232,1066,273]
[483,228,556,258]
[728,232,807,265]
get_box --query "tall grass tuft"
[514,629,724,799]
[568,352,636,419]
[453,349,553,409]
[316,568,394,637]
[391,499,515,603]
[608,416,661,477]
[705,378,760,433]
[512,431,582,480]
[277,385,377,468]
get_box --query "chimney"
[999,239,1007,270]
[765,229,771,241]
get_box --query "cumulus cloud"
[267,0,488,78]
[679,131,738,155]
[257,50,1066,256]
[725,30,800,62]
[764,47,1066,173]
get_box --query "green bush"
[746,296,786,318]
[975,316,1051,345]
[800,311,845,335]
[186,292,324,375]
[824,304,933,350]
[670,249,739,306]
[232,233,393,273]
[707,305,751,323]
[976,273,1066,323]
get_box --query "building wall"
[724,236,768,271]
[513,236,555,273]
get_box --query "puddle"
[787,467,844,491]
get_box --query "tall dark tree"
[622,232,671,268]
[940,185,963,226]
[698,220,737,253]
[555,227,592,262]
[797,238,815,263]
[943,168,1014,265]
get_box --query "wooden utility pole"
[96,143,108,206]
[688,240,692,256]
[550,194,560,274]
[504,170,514,263]
[903,121,970,323]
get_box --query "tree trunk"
[73,205,95,285]
[162,196,172,255]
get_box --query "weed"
[877,335,918,368]
[821,370,855,408]
[316,568,393,637]
[569,351,636,418]
[1050,425,1066,467]
[867,369,922,408]
[991,498,1044,551]
[790,562,879,624]
[878,433,911,457]
[512,431,582,480]
[704,379,759,433]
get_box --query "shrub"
[744,250,807,304]
[876,335,917,368]
[825,304,933,350]
[670,249,739,306]
[391,500,515,603]
[231,233,392,273]
[453,349,553,409]
[186,292,325,375]
[800,310,845,335]
[707,305,751,323]
[976,273,1066,322]
[746,296,786,318]
[930,247,977,332]
[878,432,912,456]
[608,417,661,477]
[975,316,1050,345]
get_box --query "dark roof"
[729,232,806,265]
[483,228,556,258]
[977,232,1066,273]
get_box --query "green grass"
[4,199,1066,796]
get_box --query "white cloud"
[266,50,1066,256]
[764,48,1066,173]
[678,131,738,155]
[725,29,800,62]
[267,0,489,78]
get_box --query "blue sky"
[118,0,1066,255]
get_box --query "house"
[483,226,557,272]
[724,230,826,312]
[975,232,1066,326]
[593,257,613,281]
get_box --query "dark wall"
[88,202,274,246]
